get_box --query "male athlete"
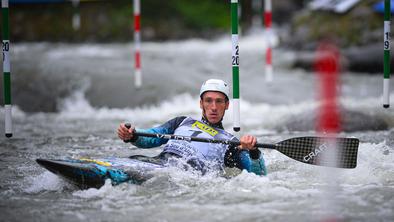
[118,79,267,175]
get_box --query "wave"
[55,90,394,132]
[1,89,393,136]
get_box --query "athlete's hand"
[117,123,135,142]
[239,135,257,150]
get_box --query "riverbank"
[0,0,230,42]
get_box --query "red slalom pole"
[133,0,141,88]
[314,42,342,222]
[315,42,340,133]
[264,0,273,82]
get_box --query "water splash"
[23,171,69,194]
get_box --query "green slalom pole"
[231,0,240,132]
[2,0,12,137]
[383,0,391,108]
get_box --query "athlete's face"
[200,91,229,124]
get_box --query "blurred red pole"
[314,42,342,222]
[314,42,341,133]
[264,0,273,82]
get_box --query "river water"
[0,32,394,222]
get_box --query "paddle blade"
[275,137,359,168]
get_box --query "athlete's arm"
[120,116,187,148]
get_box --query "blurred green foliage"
[0,0,231,42]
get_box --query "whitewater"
[0,32,393,222]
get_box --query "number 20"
[2,42,9,51]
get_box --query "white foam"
[13,31,278,63]
[57,91,201,124]
[72,180,115,199]
[24,171,66,193]
[143,30,279,55]
[0,105,26,119]
[233,99,318,131]
[55,84,315,131]
[341,93,394,110]
[55,85,394,134]
[45,44,120,60]
[342,141,394,185]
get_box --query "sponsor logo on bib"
[192,121,218,136]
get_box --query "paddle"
[124,125,359,169]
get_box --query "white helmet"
[199,79,230,99]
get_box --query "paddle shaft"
[132,131,277,149]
